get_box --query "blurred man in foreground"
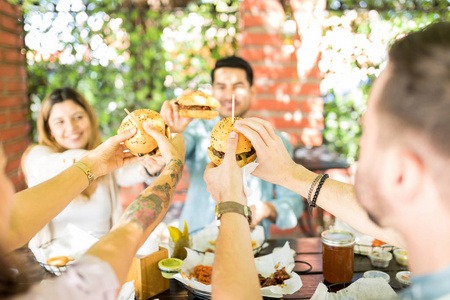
[206,22,450,299]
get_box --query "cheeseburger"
[208,117,257,167]
[118,109,170,157]
[176,90,220,120]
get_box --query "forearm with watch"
[212,195,262,299]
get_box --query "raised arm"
[6,128,143,252]
[234,118,405,248]
[204,131,262,300]
[85,123,185,285]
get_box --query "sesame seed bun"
[118,109,170,157]
[208,117,257,167]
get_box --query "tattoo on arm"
[122,159,183,230]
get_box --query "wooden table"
[147,237,409,299]
[14,237,409,299]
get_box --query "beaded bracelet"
[310,174,329,209]
[307,174,322,206]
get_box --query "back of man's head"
[378,22,450,157]
[211,56,254,86]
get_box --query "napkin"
[311,278,399,300]
[117,281,135,300]
[242,161,259,197]
[30,223,98,265]
[190,222,265,254]
[136,233,159,258]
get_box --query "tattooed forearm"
[121,158,184,230]
[122,193,163,229]
[167,159,183,184]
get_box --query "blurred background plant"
[20,0,240,140]
[12,0,450,162]
[320,1,450,162]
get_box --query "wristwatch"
[215,202,252,225]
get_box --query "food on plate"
[176,90,220,120]
[208,117,257,167]
[372,238,387,247]
[46,256,74,266]
[118,109,170,157]
[168,220,190,260]
[258,267,290,287]
[193,265,213,285]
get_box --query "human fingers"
[171,99,181,125]
[122,154,144,166]
[235,118,279,146]
[141,156,165,174]
[222,131,239,165]
[233,121,269,153]
[143,123,185,163]
[110,127,137,145]
[160,100,176,127]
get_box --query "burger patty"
[138,147,159,157]
[209,146,256,161]
[177,104,213,111]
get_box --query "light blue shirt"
[179,118,303,236]
[401,264,450,299]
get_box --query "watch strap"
[215,201,252,225]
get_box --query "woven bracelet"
[311,174,329,209]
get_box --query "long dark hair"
[0,248,30,297]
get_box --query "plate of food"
[173,242,302,299]
[190,223,266,255]
[354,236,395,255]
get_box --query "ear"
[391,150,424,205]
[250,84,256,99]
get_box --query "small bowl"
[393,249,408,266]
[158,258,183,279]
[396,271,411,287]
[368,249,392,268]
[363,270,390,282]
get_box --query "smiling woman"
[20,87,157,258]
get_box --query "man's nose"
[222,88,234,101]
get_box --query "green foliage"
[21,0,239,141]
[320,9,450,162]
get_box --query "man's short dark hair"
[378,22,450,156]
[211,56,254,86]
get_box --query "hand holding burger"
[176,90,220,120]
[208,117,257,167]
[118,109,170,157]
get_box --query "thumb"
[223,131,239,164]
[143,121,167,144]
[113,127,137,143]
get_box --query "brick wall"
[239,0,325,147]
[0,0,30,192]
